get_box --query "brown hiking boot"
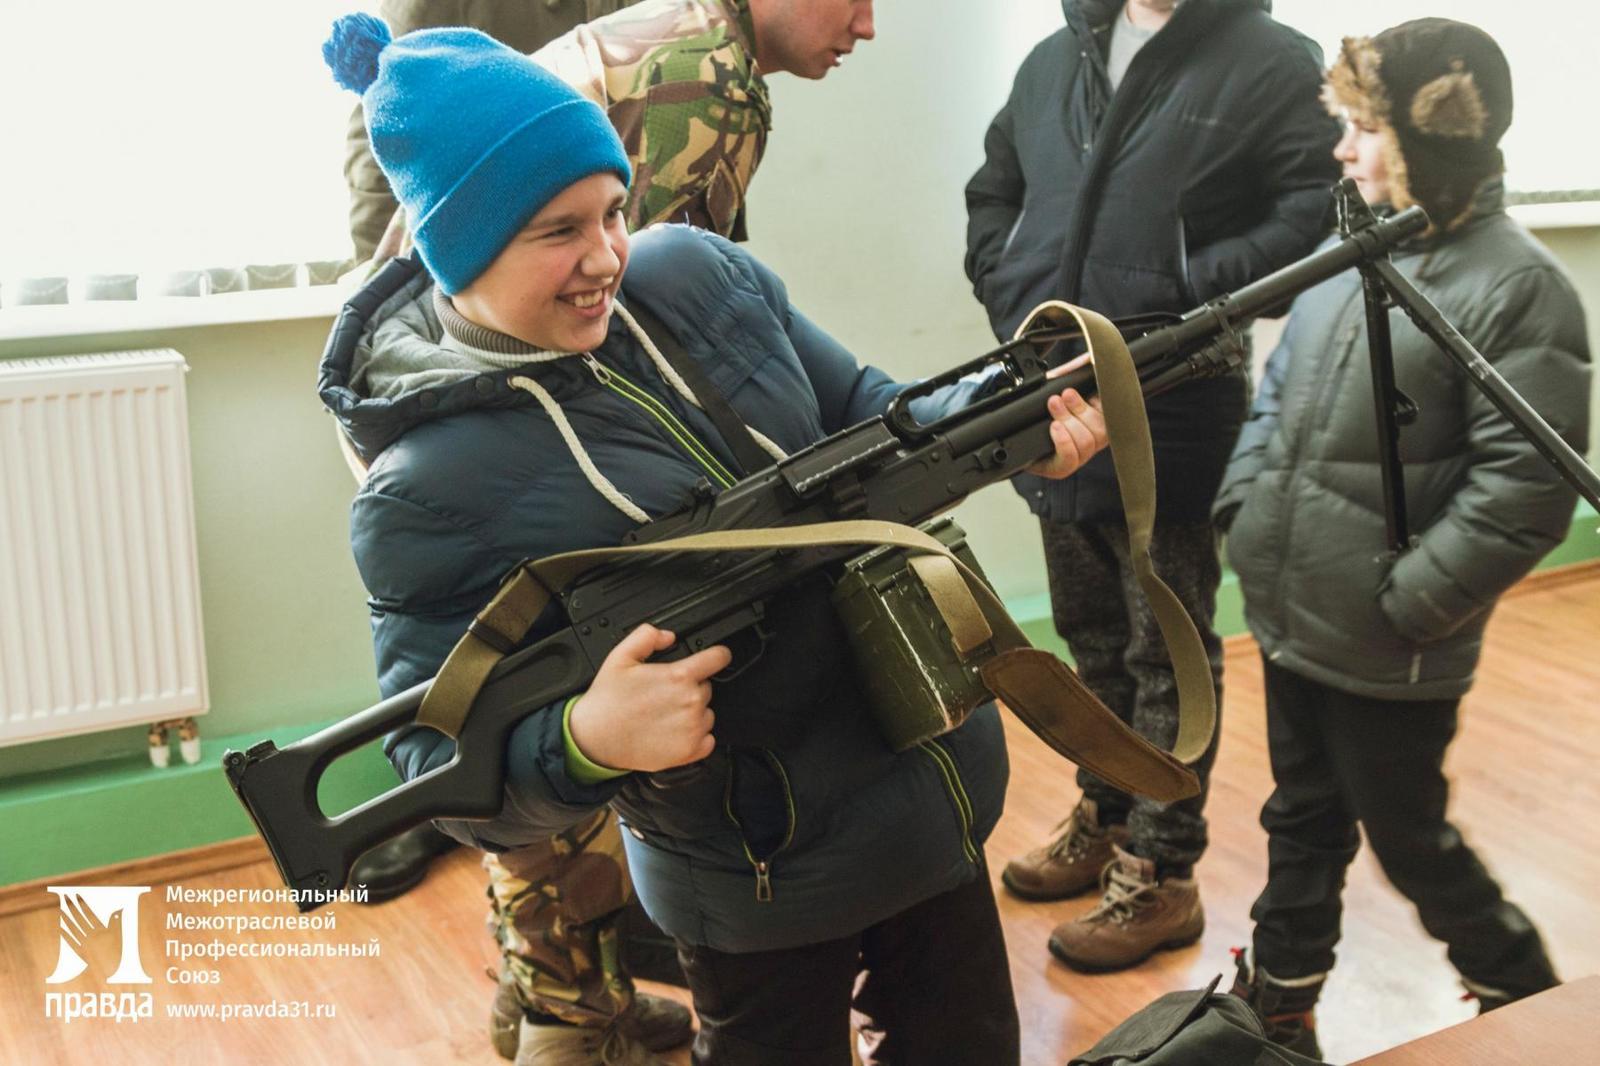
[492,963,693,1059]
[1047,844,1204,972]
[1002,798,1130,901]
[513,1018,671,1066]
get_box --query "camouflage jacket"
[535,0,771,238]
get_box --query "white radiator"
[0,350,208,746]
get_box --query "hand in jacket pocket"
[1377,562,1479,645]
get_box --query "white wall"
[1273,0,1600,195]
[740,0,1070,607]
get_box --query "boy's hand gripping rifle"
[225,205,1429,908]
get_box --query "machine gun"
[227,196,1447,909]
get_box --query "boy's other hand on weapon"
[1028,353,1107,479]
[569,624,732,773]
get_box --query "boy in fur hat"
[1214,19,1589,1057]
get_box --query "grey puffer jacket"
[1214,184,1590,700]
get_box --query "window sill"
[1508,200,1600,230]
[0,282,357,345]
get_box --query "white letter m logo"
[44,886,152,985]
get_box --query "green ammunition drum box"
[831,517,996,752]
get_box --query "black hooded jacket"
[966,0,1340,522]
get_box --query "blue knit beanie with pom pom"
[323,13,631,294]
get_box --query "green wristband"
[562,695,629,785]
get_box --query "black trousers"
[1251,657,1557,997]
[674,867,1020,1065]
[1041,517,1225,870]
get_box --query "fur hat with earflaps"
[1324,18,1513,232]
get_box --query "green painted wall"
[0,721,396,885]
[0,314,398,884]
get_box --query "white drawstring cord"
[448,299,781,523]
[506,372,650,524]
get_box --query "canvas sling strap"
[622,299,774,478]
[1002,300,1218,786]
[415,302,1215,803]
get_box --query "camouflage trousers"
[484,808,636,1027]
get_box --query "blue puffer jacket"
[317,226,1008,952]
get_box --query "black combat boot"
[350,822,458,903]
[1230,947,1326,1059]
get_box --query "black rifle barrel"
[941,207,1430,460]
[1131,207,1428,361]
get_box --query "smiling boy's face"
[451,172,631,352]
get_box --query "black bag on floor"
[1069,976,1331,1065]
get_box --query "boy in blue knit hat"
[321,15,1108,1064]
[326,16,696,1063]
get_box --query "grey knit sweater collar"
[432,286,563,365]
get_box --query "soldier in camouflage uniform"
[535,0,879,239]
[485,812,649,1046]
[365,0,880,264]
[368,0,774,266]
[536,0,770,239]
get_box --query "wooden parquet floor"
[3,567,1596,1065]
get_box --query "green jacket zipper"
[580,354,738,489]
[919,740,979,865]
[722,749,797,902]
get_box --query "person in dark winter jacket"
[319,17,1109,1066]
[967,0,1341,975]
[1215,19,1589,1058]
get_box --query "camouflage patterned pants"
[484,808,636,1027]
